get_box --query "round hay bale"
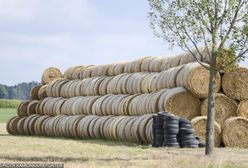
[27,100,39,116]
[48,78,69,97]
[149,57,163,72]
[80,66,95,79]
[141,73,159,93]
[201,93,238,125]
[34,115,50,136]
[118,74,132,94]
[99,77,113,95]
[176,62,221,98]
[222,117,248,148]
[63,66,76,79]
[18,100,31,117]
[16,117,27,135]
[140,57,153,72]
[38,85,47,100]
[191,116,221,147]
[68,80,81,97]
[158,88,201,119]
[6,116,21,135]
[138,114,153,143]
[107,62,126,76]
[237,100,248,118]
[145,118,153,143]
[71,66,86,79]
[92,116,106,139]
[27,115,40,135]
[99,116,113,138]
[41,67,62,85]
[30,85,42,100]
[156,65,184,91]
[222,67,248,100]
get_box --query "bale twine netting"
[191,116,222,147]
[46,62,220,99]
[41,67,62,85]
[222,67,248,100]
[222,117,248,148]
[34,87,200,119]
[7,114,153,144]
[200,93,238,125]
[237,100,248,118]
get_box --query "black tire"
[163,143,179,147]
[154,125,164,129]
[181,139,199,146]
[164,134,178,139]
[179,124,193,129]
[179,128,195,134]
[164,119,179,125]
[155,134,164,139]
[179,118,191,125]
[164,128,179,135]
[158,111,171,116]
[178,134,196,141]
[155,130,164,135]
[164,124,179,129]
[164,138,178,144]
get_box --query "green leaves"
[148,0,248,69]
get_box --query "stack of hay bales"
[6,50,248,147]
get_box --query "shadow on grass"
[1,133,151,149]
[0,155,136,163]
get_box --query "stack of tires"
[6,50,248,148]
[152,112,203,148]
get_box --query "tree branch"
[218,0,243,50]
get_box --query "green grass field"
[0,99,21,109]
[0,108,17,123]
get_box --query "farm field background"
[0,105,248,168]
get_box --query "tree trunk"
[205,63,217,155]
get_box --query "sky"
[0,0,247,86]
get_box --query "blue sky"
[0,0,247,85]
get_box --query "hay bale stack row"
[64,48,210,80]
[6,114,153,144]
[18,87,201,120]
[46,62,221,99]
[6,51,248,147]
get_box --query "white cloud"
[0,0,36,22]
[0,0,96,23]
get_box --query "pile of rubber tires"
[6,49,248,148]
[152,112,204,148]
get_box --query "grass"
[0,108,17,123]
[0,123,247,168]
[0,99,21,109]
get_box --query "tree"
[148,0,248,155]
[0,84,9,99]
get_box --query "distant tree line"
[0,81,39,100]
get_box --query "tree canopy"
[149,0,248,68]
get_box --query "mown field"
[0,99,248,168]
[0,108,17,123]
[0,121,248,168]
